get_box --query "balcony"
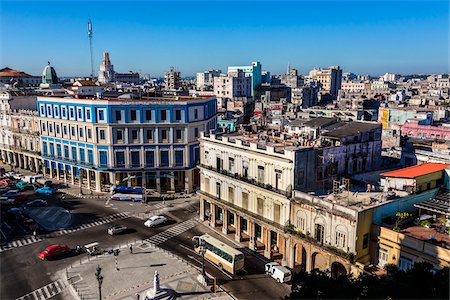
[199,164,292,198]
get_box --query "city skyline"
[0,0,448,77]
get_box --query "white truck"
[265,262,292,283]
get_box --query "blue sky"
[0,0,448,77]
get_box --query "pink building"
[392,120,450,140]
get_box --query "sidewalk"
[62,241,232,300]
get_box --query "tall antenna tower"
[87,20,94,78]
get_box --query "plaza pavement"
[62,240,232,300]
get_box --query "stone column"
[185,169,193,193]
[248,220,255,250]
[71,167,75,185]
[49,163,53,178]
[86,169,91,190]
[170,172,175,191]
[234,214,241,242]
[199,197,205,221]
[34,158,39,173]
[63,164,67,183]
[222,208,228,234]
[127,172,132,187]
[109,172,115,186]
[95,171,101,192]
[264,227,271,259]
[56,163,60,180]
[156,171,161,192]
[210,204,216,228]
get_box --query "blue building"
[37,95,217,192]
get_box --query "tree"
[287,262,449,299]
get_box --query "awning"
[414,190,450,216]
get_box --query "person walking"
[130,245,133,254]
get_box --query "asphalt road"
[0,193,290,300]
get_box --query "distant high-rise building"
[196,70,221,91]
[228,61,262,97]
[308,66,342,99]
[98,52,115,84]
[165,67,181,90]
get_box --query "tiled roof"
[381,163,450,179]
[0,67,32,77]
[74,80,97,86]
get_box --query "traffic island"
[62,240,232,300]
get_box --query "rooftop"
[381,163,450,179]
[37,94,215,102]
[303,117,337,128]
[0,67,32,77]
[321,121,380,139]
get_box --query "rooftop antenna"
[88,20,94,78]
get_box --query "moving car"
[24,199,48,207]
[39,244,70,260]
[144,215,167,227]
[107,224,127,235]
[36,186,56,195]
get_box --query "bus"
[193,234,245,274]
[111,186,144,202]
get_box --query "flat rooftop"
[381,163,450,178]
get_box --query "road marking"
[144,219,196,245]
[1,212,130,252]
[16,280,66,300]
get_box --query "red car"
[0,179,13,186]
[39,244,70,260]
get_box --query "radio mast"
[88,20,94,78]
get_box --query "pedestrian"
[130,245,133,254]
[33,229,37,237]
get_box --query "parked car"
[144,215,168,227]
[0,197,15,205]
[15,181,28,190]
[0,178,14,186]
[24,199,48,208]
[265,263,292,283]
[36,186,56,195]
[38,244,70,260]
[1,190,21,198]
[7,207,23,215]
[5,171,17,178]
[44,180,53,187]
[1,190,27,201]
[107,224,127,235]
[12,174,24,180]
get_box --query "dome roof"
[42,62,58,84]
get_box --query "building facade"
[0,93,42,173]
[198,133,295,265]
[37,95,217,192]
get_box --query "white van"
[265,263,292,283]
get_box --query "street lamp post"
[199,246,206,278]
[95,265,103,300]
